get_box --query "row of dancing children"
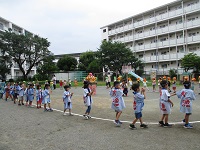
[110,79,196,129]
[4,82,53,112]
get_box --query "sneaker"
[182,119,185,123]
[118,120,123,124]
[163,123,172,128]
[83,114,88,120]
[87,115,91,119]
[114,120,121,127]
[140,124,148,128]
[63,113,67,116]
[44,109,49,112]
[184,123,193,129]
[159,121,164,126]
[69,113,74,116]
[129,124,137,130]
[49,108,53,112]
[22,103,24,105]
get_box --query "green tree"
[97,41,134,75]
[0,54,12,80]
[78,51,96,71]
[0,29,51,79]
[128,55,144,76]
[87,59,102,73]
[57,55,77,71]
[36,54,58,79]
[169,69,177,78]
[181,53,200,72]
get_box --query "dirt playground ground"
[0,85,200,150]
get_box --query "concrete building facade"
[0,16,37,80]
[101,0,200,75]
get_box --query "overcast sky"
[0,0,175,55]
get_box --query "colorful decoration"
[117,76,122,82]
[85,73,97,95]
[85,73,97,83]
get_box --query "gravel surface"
[0,85,200,150]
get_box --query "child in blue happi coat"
[27,84,35,107]
[42,84,53,112]
[63,85,73,116]
[129,83,147,129]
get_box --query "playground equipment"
[128,71,143,82]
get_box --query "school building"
[0,16,37,80]
[100,0,200,75]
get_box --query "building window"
[103,29,106,33]
[139,54,143,58]
[0,23,3,30]
[160,38,167,42]
[138,42,143,46]
[189,33,196,37]
[160,25,166,28]
[188,18,195,21]
[161,51,167,55]
[161,64,167,68]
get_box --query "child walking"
[110,81,125,126]
[18,83,24,106]
[172,77,177,93]
[27,84,35,107]
[143,78,149,91]
[36,85,42,109]
[42,84,53,112]
[176,81,196,129]
[152,78,156,92]
[59,80,63,90]
[159,80,176,127]
[63,85,73,116]
[129,83,148,129]
[83,81,93,119]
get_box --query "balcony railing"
[107,3,200,35]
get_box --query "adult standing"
[107,73,111,88]
[52,75,56,90]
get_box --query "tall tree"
[0,51,12,80]
[97,41,133,75]
[181,53,200,72]
[37,54,58,78]
[78,51,96,71]
[78,51,101,73]
[0,29,51,79]
[57,55,77,71]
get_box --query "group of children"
[110,76,196,129]
[2,82,53,111]
[0,76,197,130]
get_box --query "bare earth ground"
[0,85,200,150]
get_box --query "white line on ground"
[51,107,200,125]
